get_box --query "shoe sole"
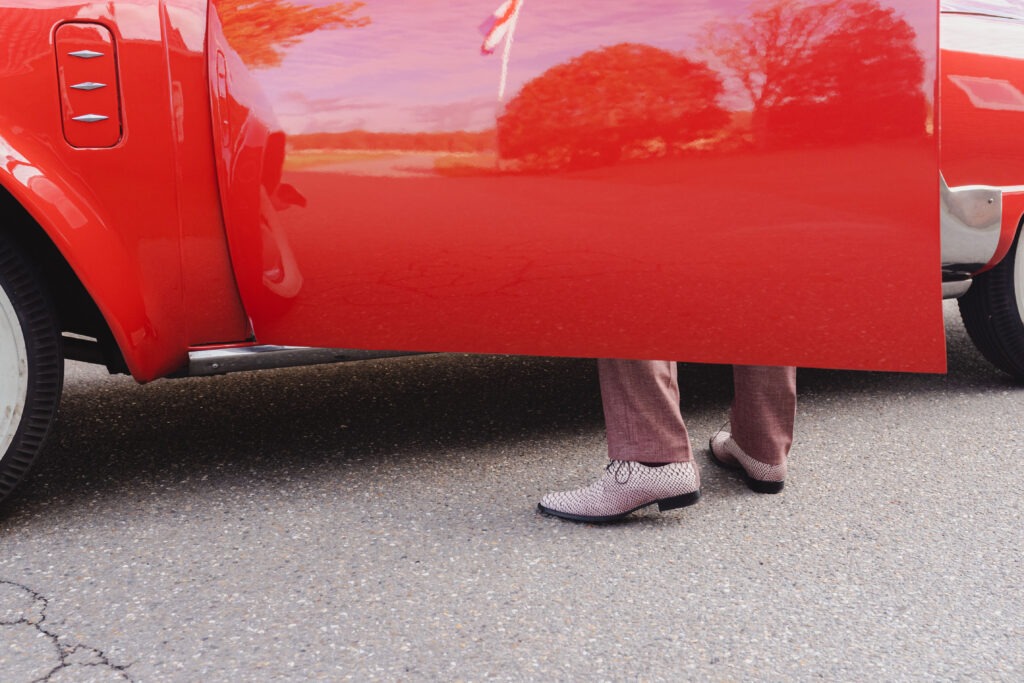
[708,437,785,494]
[537,489,701,524]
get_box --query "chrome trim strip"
[942,279,972,299]
[71,114,109,123]
[187,346,423,376]
[941,176,1002,273]
[68,49,104,59]
[70,81,107,91]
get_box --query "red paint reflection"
[273,0,929,176]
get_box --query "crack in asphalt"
[0,579,133,682]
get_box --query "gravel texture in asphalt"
[1,302,1022,681]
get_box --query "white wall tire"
[959,224,1024,380]
[0,233,62,505]
[0,275,28,456]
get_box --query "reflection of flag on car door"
[480,0,521,55]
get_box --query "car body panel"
[940,9,1024,272]
[0,0,248,381]
[209,0,945,372]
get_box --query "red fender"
[0,133,171,379]
[0,1,248,381]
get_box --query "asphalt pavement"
[1,301,1022,682]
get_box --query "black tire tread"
[0,232,63,504]
[958,226,1024,381]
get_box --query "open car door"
[209,0,944,373]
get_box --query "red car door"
[208,0,944,372]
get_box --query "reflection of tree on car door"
[215,0,370,69]
[497,44,730,171]
[703,0,928,147]
[495,0,927,171]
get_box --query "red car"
[1,0,1022,503]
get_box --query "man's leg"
[731,365,797,465]
[710,365,797,492]
[599,359,692,464]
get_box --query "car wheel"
[958,224,1024,380]
[0,233,62,505]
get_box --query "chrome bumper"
[941,176,1002,277]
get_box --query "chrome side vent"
[55,25,122,148]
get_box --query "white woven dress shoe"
[538,460,701,523]
[708,430,785,493]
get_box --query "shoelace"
[713,420,730,444]
[606,460,638,484]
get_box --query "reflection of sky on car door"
[261,0,744,134]
[258,0,936,135]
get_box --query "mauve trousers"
[598,361,797,465]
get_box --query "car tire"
[0,232,62,505]
[958,224,1024,381]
